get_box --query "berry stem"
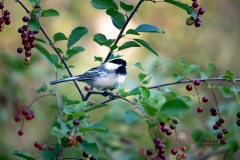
[35,136,53,159]
[206,85,221,118]
[186,78,201,105]
[55,71,62,118]
[174,127,179,152]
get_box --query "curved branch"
[148,78,240,89]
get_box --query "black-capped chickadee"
[50,59,127,90]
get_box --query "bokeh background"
[0,0,240,159]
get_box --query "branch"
[148,78,240,89]
[104,0,144,62]
[16,0,85,100]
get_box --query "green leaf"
[41,9,59,17]
[160,99,191,117]
[28,18,40,31]
[35,42,52,64]
[124,109,143,124]
[106,9,125,29]
[108,54,123,60]
[127,87,141,96]
[60,94,68,106]
[90,0,118,10]
[65,46,85,61]
[42,144,59,160]
[35,38,49,44]
[138,73,147,82]
[219,70,234,81]
[142,77,152,85]
[132,62,144,71]
[171,71,182,81]
[133,39,158,57]
[110,44,118,51]
[235,93,240,105]
[126,29,140,35]
[10,150,34,160]
[116,84,128,97]
[120,1,133,11]
[135,24,163,33]
[53,32,67,42]
[36,82,48,94]
[93,33,115,47]
[56,48,63,54]
[140,86,150,99]
[84,104,108,112]
[212,86,233,98]
[140,101,158,117]
[34,0,41,5]
[164,0,197,19]
[188,64,200,72]
[177,96,193,107]
[50,126,66,138]
[118,41,141,51]
[80,123,106,132]
[75,101,88,115]
[231,85,240,94]
[67,27,88,49]
[194,69,208,79]
[205,62,216,77]
[98,157,109,160]
[94,56,103,63]
[80,140,98,156]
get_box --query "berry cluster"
[79,151,96,160]
[66,135,83,147]
[0,2,11,31]
[171,146,187,159]
[236,112,240,127]
[159,121,175,136]
[15,108,35,136]
[186,0,205,27]
[144,138,168,160]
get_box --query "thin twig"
[55,72,62,118]
[16,0,84,100]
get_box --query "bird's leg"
[102,90,115,98]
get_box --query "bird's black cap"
[109,58,126,66]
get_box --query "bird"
[50,58,127,90]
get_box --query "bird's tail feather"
[50,76,79,85]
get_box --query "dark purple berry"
[18,28,24,33]
[222,128,228,134]
[197,107,203,113]
[4,10,10,15]
[211,112,218,116]
[192,1,199,8]
[194,80,200,86]
[221,139,227,145]
[24,44,31,51]
[30,42,35,48]
[17,47,23,54]
[172,119,178,124]
[25,51,32,57]
[0,18,4,24]
[237,112,240,118]
[159,122,165,126]
[90,156,97,160]
[170,124,175,130]
[26,114,33,120]
[15,115,21,122]
[22,109,28,115]
[73,119,79,126]
[198,7,205,15]
[21,33,27,38]
[210,108,217,113]
[22,25,28,31]
[5,20,11,25]
[166,129,172,135]
[161,126,167,132]
[146,149,153,156]
[237,120,240,126]
[195,21,201,27]
[217,133,223,139]
[186,85,192,91]
[22,16,29,22]
[216,121,222,127]
[82,152,88,158]
[18,130,24,136]
[35,4,41,8]
[219,118,225,124]
[202,96,208,103]
[76,136,83,142]
[213,124,219,130]
[0,3,4,9]
[4,15,10,21]
[171,148,177,155]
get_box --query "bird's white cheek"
[118,75,126,84]
[105,62,121,70]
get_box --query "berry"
[196,17,201,23]
[33,31,39,34]
[211,112,217,116]
[25,51,32,57]
[181,146,187,152]
[28,33,35,42]
[210,108,217,113]
[186,16,195,26]
[22,37,28,44]
[30,42,35,48]
[170,124,175,130]
[0,3,4,9]
[202,96,208,103]
[213,124,219,130]
[22,25,28,31]
[195,21,201,27]
[4,15,10,21]
[5,20,11,25]
[90,156,97,160]
[197,107,203,113]
[237,112,240,118]
[222,128,228,134]
[35,4,41,8]
[159,122,165,126]
[216,121,222,127]
[48,145,54,151]
[26,114,33,120]
[39,144,45,150]
[72,140,78,146]
[219,118,225,124]
[18,130,24,136]
[24,44,31,51]
[186,85,192,91]
[15,115,21,122]
[176,155,181,160]
[21,33,27,38]
[146,149,153,156]
[161,126,167,132]
[22,16,29,22]
[221,139,227,145]
[67,136,72,141]
[198,7,205,15]
[182,154,187,159]
[194,80,200,86]
[73,119,79,125]
[171,148,177,155]
[18,28,24,33]
[24,57,31,65]
[82,152,89,158]
[76,136,83,142]
[237,120,240,126]
[34,142,40,148]
[192,1,199,8]
[166,129,172,135]
[67,141,73,147]
[4,10,10,15]
[217,133,223,139]
[84,86,90,91]
[0,18,4,24]
[172,119,178,124]
[22,109,28,115]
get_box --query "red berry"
[221,139,227,145]
[22,25,28,31]
[198,7,205,15]
[5,20,11,25]
[202,96,208,103]
[26,114,33,120]
[25,51,32,57]
[0,18,4,24]
[171,148,177,155]
[197,107,203,113]
[24,44,31,51]
[30,42,35,48]
[22,109,28,115]
[0,3,4,9]
[186,85,192,91]
[170,124,175,130]
[67,141,73,147]
[192,1,199,8]
[15,115,21,122]
[194,80,200,86]
[39,144,45,150]
[73,119,79,125]
[84,86,90,91]
[146,149,153,156]
[34,142,40,148]
[222,128,228,134]
[22,16,29,22]
[48,145,54,151]
[181,146,187,152]
[82,151,89,158]
[76,136,83,142]
[18,130,24,136]
[182,153,187,159]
